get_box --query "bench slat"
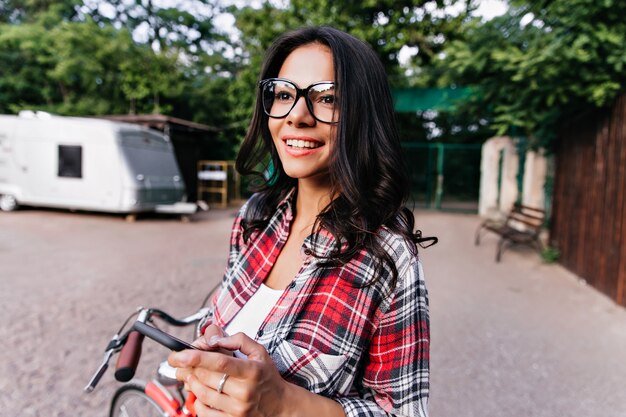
[476,203,546,262]
[508,213,543,229]
[514,204,545,215]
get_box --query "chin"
[283,169,314,179]
[283,167,330,183]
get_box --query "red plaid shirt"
[202,190,429,416]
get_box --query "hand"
[168,332,290,417]
[176,325,233,392]
[194,324,233,356]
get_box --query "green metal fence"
[402,142,482,212]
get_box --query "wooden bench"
[475,203,546,262]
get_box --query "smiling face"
[268,43,337,187]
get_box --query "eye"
[310,83,336,107]
[319,95,336,105]
[275,91,294,102]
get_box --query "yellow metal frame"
[197,160,240,207]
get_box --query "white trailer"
[0,112,192,216]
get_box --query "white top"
[225,283,283,343]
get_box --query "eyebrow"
[273,78,335,88]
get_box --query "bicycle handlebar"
[84,306,209,393]
[114,330,144,382]
[149,308,205,327]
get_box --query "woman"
[169,26,432,417]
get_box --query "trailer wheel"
[0,194,18,212]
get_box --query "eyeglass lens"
[262,80,338,123]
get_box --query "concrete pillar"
[522,149,547,209]
[479,136,519,218]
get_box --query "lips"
[281,136,324,154]
[285,138,322,149]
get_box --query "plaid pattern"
[201,191,429,417]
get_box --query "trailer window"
[58,145,82,178]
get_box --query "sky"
[474,0,508,20]
[92,0,509,56]
[395,0,508,64]
[214,0,509,36]
[212,0,509,63]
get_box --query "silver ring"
[216,373,229,394]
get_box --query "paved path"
[423,211,626,417]
[1,207,625,416]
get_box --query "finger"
[168,349,207,368]
[209,332,270,361]
[193,325,225,350]
[169,349,258,380]
[194,398,226,417]
[188,324,226,349]
[192,336,211,350]
[202,324,227,340]
[202,326,236,356]
[168,351,193,382]
[171,366,193,390]
[187,374,231,415]
[192,367,243,399]
[175,366,192,382]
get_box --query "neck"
[294,178,332,232]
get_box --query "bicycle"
[85,305,210,417]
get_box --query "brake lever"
[84,348,114,393]
[84,333,125,393]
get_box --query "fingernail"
[173,350,193,363]
[208,336,221,346]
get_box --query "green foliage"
[0,0,227,118]
[0,17,184,115]
[231,0,470,81]
[436,0,626,149]
[222,0,474,147]
[16,0,625,157]
[0,0,82,23]
[82,0,225,59]
[541,245,560,263]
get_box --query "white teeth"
[286,139,321,149]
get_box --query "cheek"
[327,126,338,151]
[268,118,281,142]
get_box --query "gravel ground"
[1,206,625,416]
[0,207,235,417]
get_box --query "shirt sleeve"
[199,201,249,334]
[214,202,248,301]
[225,202,247,271]
[335,259,430,417]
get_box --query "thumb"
[193,324,227,350]
[209,332,268,361]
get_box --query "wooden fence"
[551,93,626,307]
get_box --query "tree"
[82,0,224,57]
[215,0,478,147]
[0,15,186,116]
[0,0,229,118]
[436,0,626,148]
[231,0,473,80]
[0,0,81,23]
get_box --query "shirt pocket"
[271,338,349,395]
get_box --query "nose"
[286,95,316,127]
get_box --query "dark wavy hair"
[236,26,436,287]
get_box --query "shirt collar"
[274,187,339,258]
[276,187,296,214]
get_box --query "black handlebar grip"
[133,321,196,351]
[114,331,144,382]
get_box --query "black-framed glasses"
[259,78,339,124]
